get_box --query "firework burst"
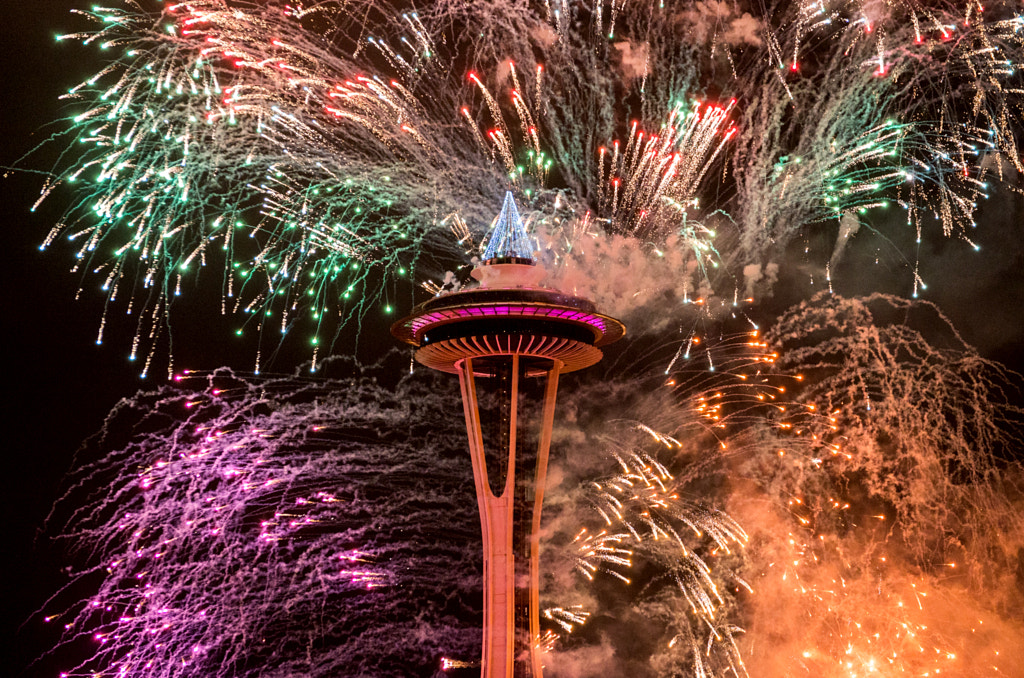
[19,1,1024,676]
[33,0,1022,373]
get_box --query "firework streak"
[37,300,1024,676]
[24,1,1024,676]
[33,0,1023,373]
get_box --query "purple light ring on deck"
[408,303,611,339]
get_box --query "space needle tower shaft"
[393,193,624,677]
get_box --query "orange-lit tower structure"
[392,193,624,677]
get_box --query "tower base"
[457,354,560,678]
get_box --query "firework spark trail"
[22,0,1024,676]
[584,450,751,677]
[727,293,1024,677]
[38,1,509,375]
[732,0,1024,270]
[765,293,1024,569]
[542,297,1024,676]
[39,333,793,677]
[34,0,1022,373]
[34,298,1024,677]
[534,330,832,676]
[42,362,483,677]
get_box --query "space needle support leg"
[458,357,515,678]
[529,363,561,678]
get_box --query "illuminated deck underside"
[416,334,603,375]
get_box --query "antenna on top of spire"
[482,191,535,263]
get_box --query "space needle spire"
[483,191,534,261]
[392,192,625,677]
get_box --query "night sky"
[0,4,259,672]
[2,2,1023,677]
[1,8,125,674]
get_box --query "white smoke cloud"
[742,261,779,298]
[544,636,618,678]
[540,230,717,335]
[532,22,560,47]
[722,10,763,47]
[612,41,650,80]
[828,211,862,271]
[677,1,763,47]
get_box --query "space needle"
[392,192,625,677]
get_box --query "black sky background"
[1,7,133,674]
[2,3,1022,676]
